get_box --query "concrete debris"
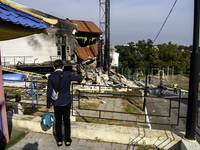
[116,88,127,92]
[100,100,107,104]
[77,58,138,90]
[42,93,47,96]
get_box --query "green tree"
[157,42,190,71]
[115,40,191,72]
[135,39,158,69]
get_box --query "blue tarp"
[3,73,23,82]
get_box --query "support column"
[103,0,110,74]
[185,0,200,140]
[0,51,9,143]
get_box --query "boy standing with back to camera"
[46,59,83,147]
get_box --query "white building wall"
[0,33,57,65]
[111,52,119,67]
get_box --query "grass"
[151,74,189,89]
[23,105,50,116]
[76,117,145,128]
[136,73,192,91]
[7,91,146,128]
[78,99,100,110]
[76,89,146,127]
[0,130,26,150]
[4,81,146,128]
[4,84,47,102]
[122,99,145,120]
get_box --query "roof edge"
[0,0,58,25]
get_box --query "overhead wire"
[153,0,178,44]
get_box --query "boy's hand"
[78,81,83,84]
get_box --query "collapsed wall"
[77,57,137,89]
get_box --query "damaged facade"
[1,0,103,66]
[1,0,119,83]
[67,19,103,62]
[0,1,76,64]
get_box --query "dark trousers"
[174,88,177,94]
[54,103,71,142]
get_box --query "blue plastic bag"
[41,111,54,128]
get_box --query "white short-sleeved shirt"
[13,102,23,115]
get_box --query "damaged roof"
[67,20,101,61]
[0,1,49,41]
[67,19,103,34]
[76,43,98,61]
[0,3,48,29]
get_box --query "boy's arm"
[70,73,83,82]
[21,103,24,112]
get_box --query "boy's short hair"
[15,94,21,102]
[54,59,64,69]
[15,94,20,98]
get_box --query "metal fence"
[112,66,190,90]
[1,56,33,66]
[3,78,200,142]
[72,83,188,128]
[1,56,58,67]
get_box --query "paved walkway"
[146,90,187,132]
[7,131,141,150]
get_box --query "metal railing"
[1,56,33,67]
[72,83,187,127]
[5,79,200,142]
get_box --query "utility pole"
[99,0,110,74]
[104,0,110,73]
[185,0,200,140]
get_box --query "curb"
[7,114,186,149]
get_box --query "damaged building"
[1,0,120,84]
[1,0,77,67]
[0,0,103,71]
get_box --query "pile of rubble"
[76,57,138,90]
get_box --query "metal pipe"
[78,90,80,109]
[25,81,27,96]
[142,67,148,111]
[169,98,172,117]
[177,89,181,126]
[72,83,74,116]
[4,57,5,67]
[36,77,39,106]
[31,76,34,109]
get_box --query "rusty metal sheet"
[68,20,103,33]
[76,43,98,60]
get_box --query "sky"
[10,0,194,46]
